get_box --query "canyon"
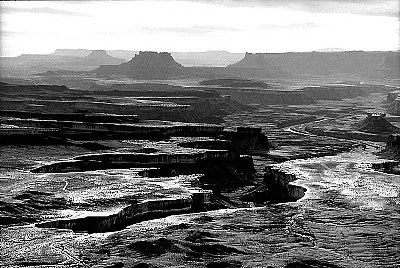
[0,48,399,268]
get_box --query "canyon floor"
[1,75,400,268]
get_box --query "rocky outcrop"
[387,90,400,103]
[179,127,270,155]
[127,51,183,68]
[36,193,212,233]
[30,149,256,192]
[372,161,400,174]
[386,134,400,150]
[6,118,225,140]
[96,51,185,79]
[354,113,400,134]
[1,81,248,124]
[30,151,232,173]
[387,89,400,115]
[378,134,400,160]
[242,166,306,203]
[222,127,270,153]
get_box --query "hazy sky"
[1,0,399,56]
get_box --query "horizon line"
[2,48,400,58]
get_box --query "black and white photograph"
[0,0,399,267]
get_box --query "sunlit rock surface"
[2,147,399,267]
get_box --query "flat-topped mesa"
[52,49,90,57]
[127,51,183,68]
[96,51,184,78]
[228,52,270,68]
[86,50,114,60]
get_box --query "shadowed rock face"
[377,134,400,161]
[127,51,184,68]
[96,51,185,79]
[241,166,306,204]
[225,52,284,77]
[355,113,400,134]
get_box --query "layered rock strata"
[36,194,212,233]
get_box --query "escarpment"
[36,196,208,233]
[242,166,306,204]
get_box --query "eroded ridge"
[36,192,211,233]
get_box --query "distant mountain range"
[0,50,125,75]
[1,48,398,79]
[51,49,244,67]
[94,50,399,80]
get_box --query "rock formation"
[355,113,400,134]
[127,51,183,68]
[387,134,400,150]
[86,50,118,60]
[241,166,306,203]
[0,49,125,74]
[377,134,400,161]
[225,52,283,77]
[261,51,395,76]
[96,51,185,79]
